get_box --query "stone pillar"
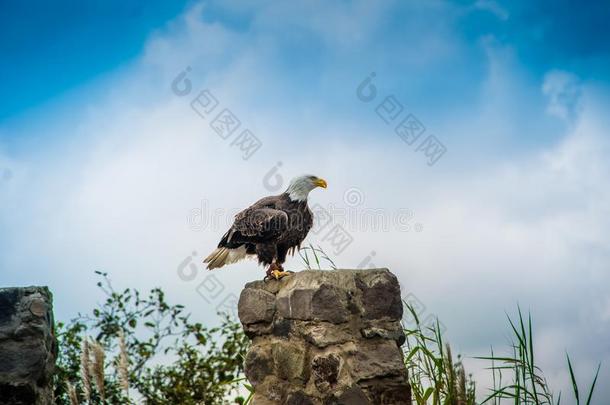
[238,269,411,405]
[0,287,56,405]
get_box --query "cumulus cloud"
[474,0,509,21]
[543,70,583,122]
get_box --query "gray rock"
[311,285,350,323]
[239,269,411,404]
[347,339,407,381]
[0,286,56,405]
[239,288,276,325]
[271,340,307,382]
[361,319,406,345]
[360,376,412,405]
[276,284,351,323]
[298,322,354,348]
[272,318,293,337]
[312,353,341,392]
[244,344,273,386]
[251,393,278,405]
[331,386,371,405]
[356,270,403,320]
[253,377,291,403]
[286,391,318,405]
[277,289,314,320]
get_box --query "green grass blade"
[566,353,579,405]
[526,310,540,403]
[584,363,601,405]
[309,243,321,269]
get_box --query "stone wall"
[0,287,56,405]
[238,269,411,405]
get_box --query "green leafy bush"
[54,272,249,404]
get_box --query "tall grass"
[403,303,601,405]
[476,307,601,405]
[298,243,337,270]
[69,335,126,404]
[403,303,476,405]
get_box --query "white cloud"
[543,70,583,122]
[474,0,509,20]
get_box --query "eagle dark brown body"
[221,193,312,265]
[204,175,326,279]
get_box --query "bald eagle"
[204,175,327,279]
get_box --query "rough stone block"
[331,386,371,405]
[239,288,276,324]
[356,270,403,320]
[277,289,314,320]
[244,344,273,386]
[240,269,410,404]
[360,376,412,405]
[272,340,307,382]
[286,391,317,405]
[311,285,350,323]
[298,322,353,348]
[361,319,406,345]
[0,286,56,405]
[347,340,406,381]
[312,353,341,393]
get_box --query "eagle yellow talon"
[271,269,292,280]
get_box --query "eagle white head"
[286,175,327,201]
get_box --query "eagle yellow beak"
[314,178,328,189]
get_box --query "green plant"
[403,303,477,405]
[298,243,337,270]
[477,307,601,405]
[226,378,255,404]
[54,272,249,404]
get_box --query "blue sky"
[2,0,610,400]
[3,0,608,158]
[0,0,191,121]
[3,0,609,121]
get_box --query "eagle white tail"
[204,246,248,270]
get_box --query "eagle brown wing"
[205,194,311,269]
[219,196,288,248]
